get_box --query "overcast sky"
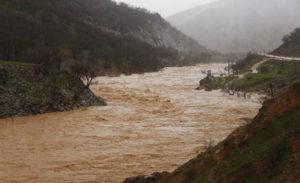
[114,0,217,17]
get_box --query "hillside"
[168,0,300,53]
[0,0,209,74]
[274,28,300,57]
[124,82,300,183]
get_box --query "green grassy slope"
[0,60,32,66]
[230,60,300,92]
[213,28,300,95]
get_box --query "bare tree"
[71,63,97,89]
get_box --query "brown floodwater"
[0,64,261,183]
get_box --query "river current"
[0,64,261,183]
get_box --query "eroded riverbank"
[0,64,261,183]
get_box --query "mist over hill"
[168,0,300,53]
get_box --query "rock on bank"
[0,64,106,119]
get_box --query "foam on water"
[0,64,261,183]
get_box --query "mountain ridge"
[0,0,210,74]
[168,0,300,53]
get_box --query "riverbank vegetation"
[198,28,300,97]
[230,59,300,94]
[199,55,300,97]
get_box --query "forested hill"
[274,28,300,57]
[0,0,209,74]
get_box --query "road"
[257,53,300,61]
[248,53,300,74]
[237,53,300,78]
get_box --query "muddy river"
[0,64,261,183]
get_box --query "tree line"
[282,27,300,45]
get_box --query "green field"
[210,56,300,96]
[231,60,300,89]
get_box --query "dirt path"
[251,58,271,73]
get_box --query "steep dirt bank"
[127,83,300,183]
[0,64,106,118]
